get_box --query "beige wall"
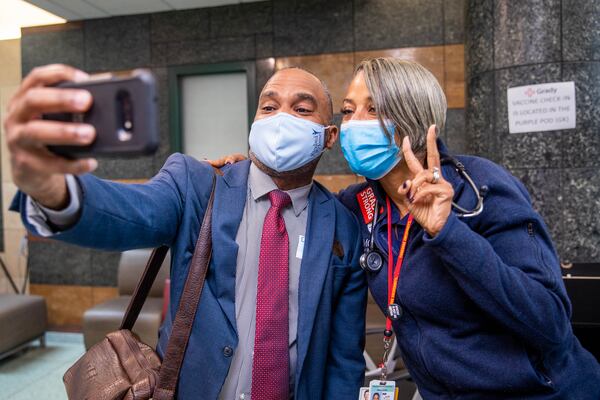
[0,38,28,294]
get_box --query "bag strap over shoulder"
[120,246,169,331]
[120,172,218,332]
[153,174,217,400]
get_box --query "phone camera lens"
[116,90,134,139]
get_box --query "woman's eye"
[296,107,312,113]
[341,108,354,115]
[262,106,275,111]
[368,106,376,113]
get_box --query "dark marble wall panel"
[494,63,563,169]
[152,36,256,67]
[494,63,562,134]
[28,240,92,285]
[29,241,121,287]
[562,62,600,131]
[354,0,444,51]
[465,71,496,160]
[466,1,600,263]
[444,108,467,154]
[256,33,274,59]
[501,130,563,171]
[562,62,600,168]
[510,168,564,255]
[94,156,157,180]
[209,2,272,38]
[562,0,600,62]
[493,0,561,69]
[90,250,121,287]
[273,0,353,56]
[21,24,85,76]
[150,9,209,43]
[562,168,600,262]
[444,0,466,44]
[151,67,172,171]
[85,15,151,72]
[562,124,600,169]
[255,58,276,102]
[464,0,493,77]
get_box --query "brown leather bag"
[63,176,216,400]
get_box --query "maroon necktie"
[251,189,292,399]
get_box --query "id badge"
[358,387,370,400]
[368,380,396,400]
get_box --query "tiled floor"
[0,331,419,400]
[0,332,84,400]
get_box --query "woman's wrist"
[425,226,441,237]
[423,212,452,239]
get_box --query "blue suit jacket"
[12,155,367,399]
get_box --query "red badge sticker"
[356,187,376,224]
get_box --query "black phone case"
[45,70,159,159]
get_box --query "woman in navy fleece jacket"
[335,58,600,399]
[216,58,600,398]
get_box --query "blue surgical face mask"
[340,119,401,180]
[249,112,326,172]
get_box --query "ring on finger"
[431,167,440,184]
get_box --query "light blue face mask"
[340,119,401,180]
[249,112,326,172]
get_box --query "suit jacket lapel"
[296,183,335,376]
[210,160,251,332]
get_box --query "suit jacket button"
[223,346,233,357]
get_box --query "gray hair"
[355,58,447,158]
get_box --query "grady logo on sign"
[525,87,535,97]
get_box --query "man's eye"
[296,107,312,113]
[262,106,275,111]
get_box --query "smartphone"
[43,69,159,158]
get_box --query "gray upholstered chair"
[0,293,47,360]
[82,249,170,350]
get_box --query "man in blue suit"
[5,65,367,399]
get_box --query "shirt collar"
[365,136,452,226]
[249,162,312,217]
[366,179,409,226]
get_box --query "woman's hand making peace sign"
[398,125,454,237]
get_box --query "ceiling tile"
[26,0,266,20]
[26,0,83,20]
[89,0,172,16]
[164,0,240,9]
[50,0,109,18]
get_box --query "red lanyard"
[379,196,413,380]
[385,196,413,334]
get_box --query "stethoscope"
[359,155,486,272]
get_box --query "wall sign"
[507,81,576,134]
